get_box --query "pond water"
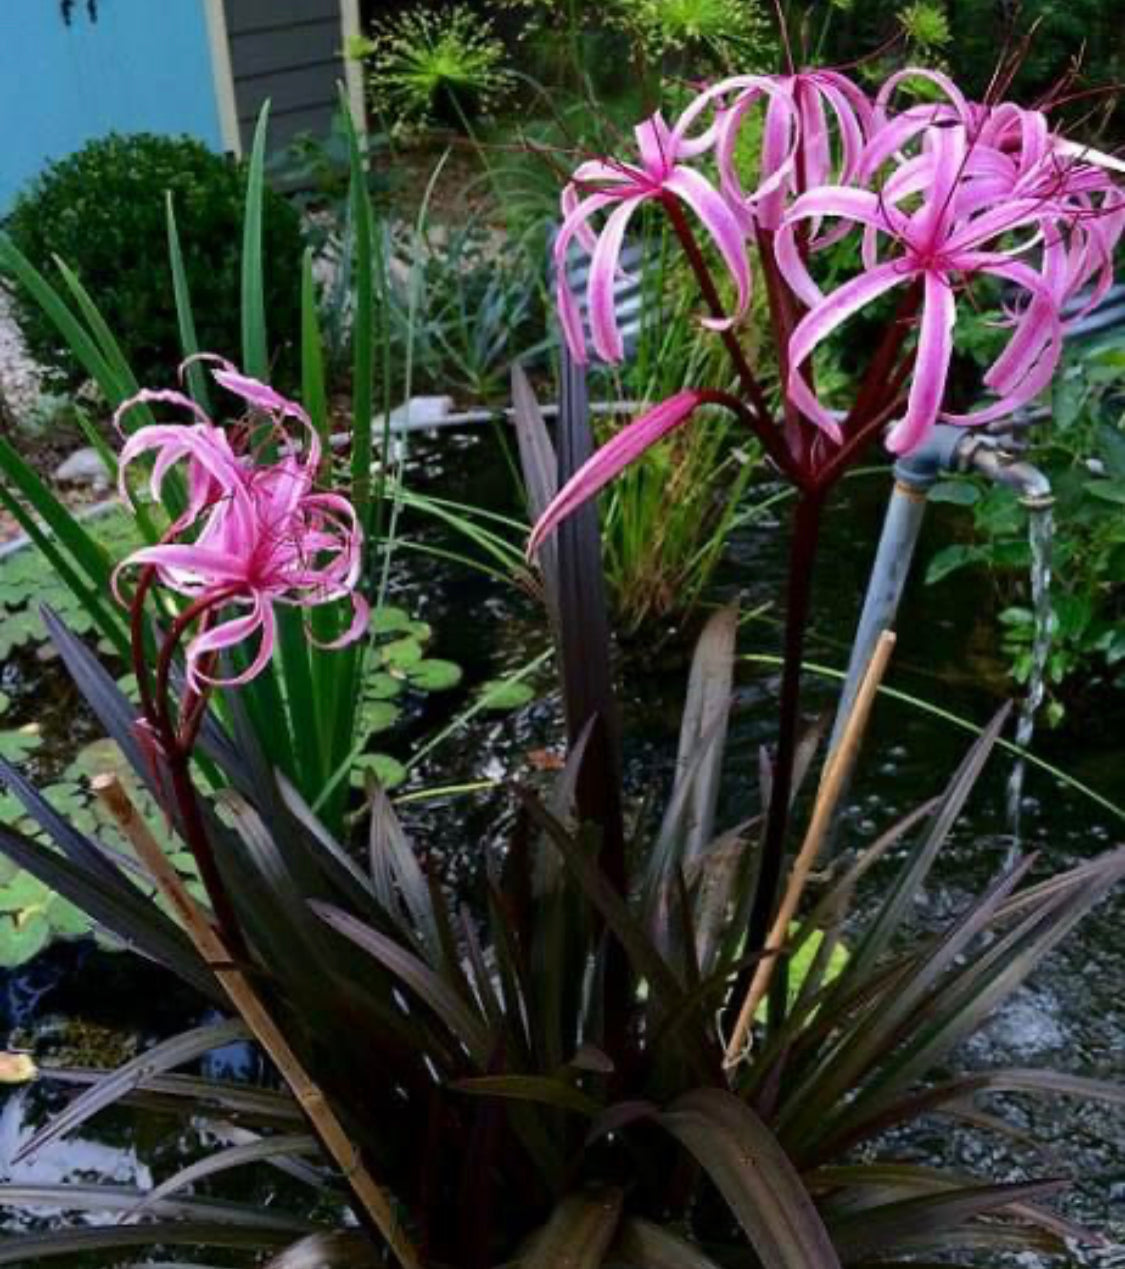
[1,424,1122,1263]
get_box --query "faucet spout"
[954,435,1054,509]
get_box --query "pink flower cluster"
[115,358,367,691]
[539,66,1123,550]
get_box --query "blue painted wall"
[0,0,222,209]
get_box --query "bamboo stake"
[92,772,422,1269]
[724,630,897,1068]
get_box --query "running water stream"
[1005,503,1056,844]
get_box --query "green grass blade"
[301,246,336,774]
[0,235,121,405]
[241,102,271,379]
[52,256,142,400]
[0,436,114,588]
[165,191,213,411]
[300,247,329,453]
[342,93,374,520]
[0,450,129,657]
[70,406,159,545]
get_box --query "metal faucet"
[828,420,1053,756]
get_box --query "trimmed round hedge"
[4,132,304,390]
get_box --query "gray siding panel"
[224,0,346,152]
[235,62,340,118]
[227,0,337,36]
[230,23,342,78]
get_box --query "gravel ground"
[0,287,43,426]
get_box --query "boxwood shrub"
[4,132,304,390]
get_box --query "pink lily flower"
[529,67,1124,555]
[556,113,751,364]
[115,361,366,691]
[778,124,1065,452]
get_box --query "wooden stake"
[92,773,421,1269]
[724,630,897,1068]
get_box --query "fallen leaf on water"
[0,1052,37,1084]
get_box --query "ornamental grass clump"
[0,44,1123,1269]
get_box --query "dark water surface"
[1,425,1122,1263]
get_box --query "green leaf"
[365,672,403,700]
[0,233,120,398]
[359,700,401,737]
[342,90,375,522]
[380,636,423,669]
[1084,477,1125,506]
[241,102,271,379]
[350,753,406,790]
[476,678,535,710]
[371,605,414,635]
[166,192,212,412]
[926,479,979,506]
[407,659,462,691]
[0,911,50,968]
[924,544,982,585]
[0,725,42,763]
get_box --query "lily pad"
[370,605,414,635]
[380,636,424,670]
[364,672,403,701]
[407,659,462,692]
[350,753,407,791]
[359,700,401,737]
[476,679,536,711]
[0,911,51,969]
[0,724,43,762]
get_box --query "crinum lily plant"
[5,58,1125,1269]
[532,64,1125,990]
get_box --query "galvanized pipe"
[829,424,1053,758]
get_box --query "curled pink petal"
[886,273,956,454]
[115,362,367,691]
[528,391,705,555]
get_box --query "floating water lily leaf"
[380,637,424,670]
[365,672,403,701]
[476,679,535,711]
[0,871,51,912]
[407,659,462,692]
[350,753,407,791]
[0,613,40,658]
[0,910,52,968]
[360,700,401,737]
[370,606,414,635]
[0,725,43,762]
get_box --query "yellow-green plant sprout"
[351,5,514,133]
[898,1,952,59]
[618,0,773,69]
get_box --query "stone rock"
[53,446,110,490]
